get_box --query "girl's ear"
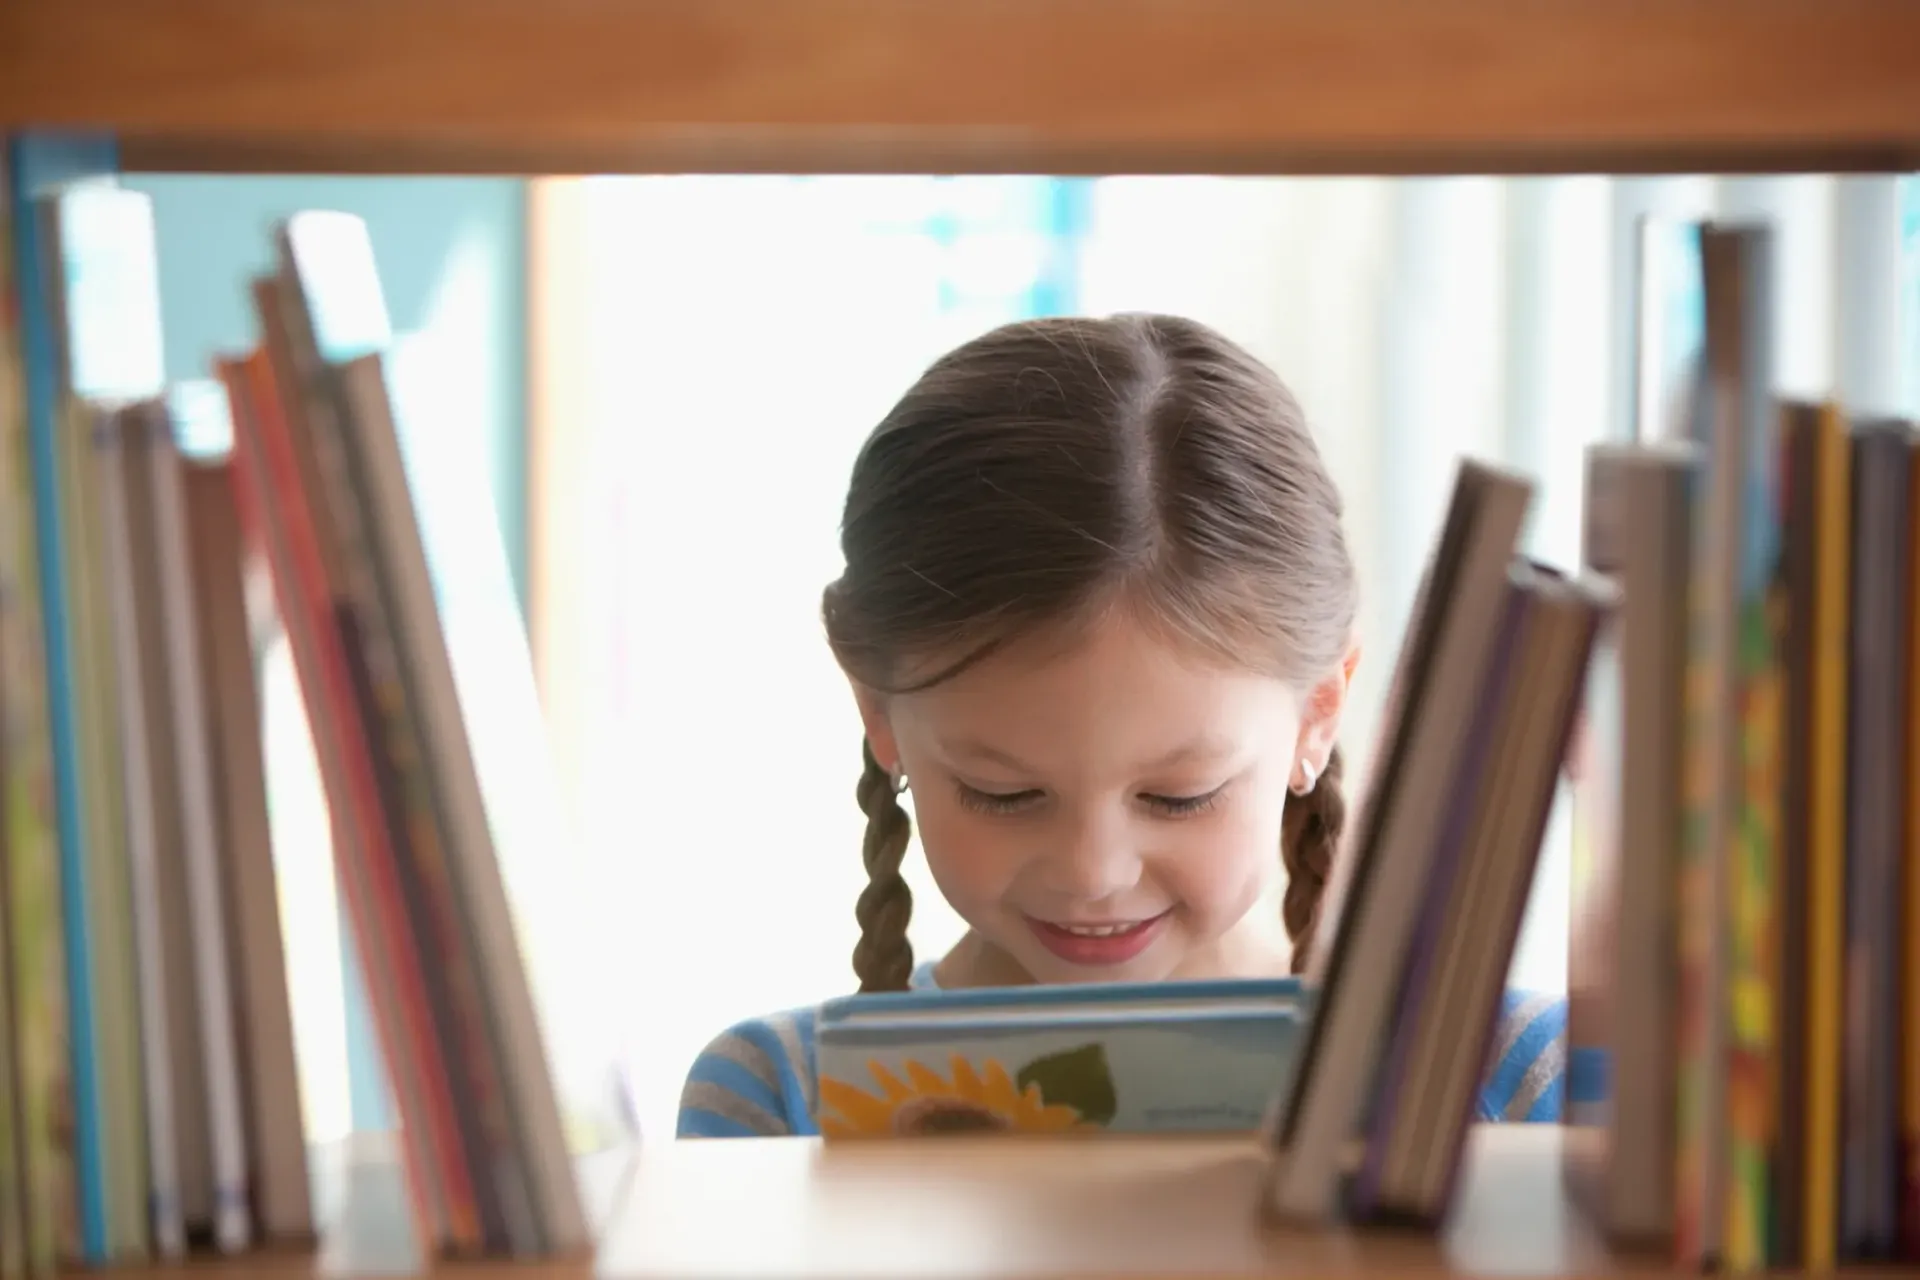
[1295,642,1359,772]
[849,679,902,775]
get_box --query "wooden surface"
[5,0,1920,176]
[102,1126,1679,1278]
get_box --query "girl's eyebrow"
[1139,734,1239,771]
[944,739,1039,774]
[943,733,1239,776]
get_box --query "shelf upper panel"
[5,0,1920,176]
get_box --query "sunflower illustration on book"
[818,1043,1117,1137]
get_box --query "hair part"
[826,313,1358,989]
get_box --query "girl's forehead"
[923,605,1275,697]
[892,611,1301,769]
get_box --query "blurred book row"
[1564,220,1920,1271]
[0,135,630,1274]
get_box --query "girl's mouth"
[1026,910,1171,966]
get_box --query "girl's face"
[855,608,1349,988]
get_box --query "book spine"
[1801,403,1851,1271]
[1718,229,1784,1275]
[217,354,444,1255]
[324,357,540,1256]
[0,139,78,1277]
[142,412,252,1252]
[0,811,27,1279]
[256,265,502,1254]
[89,410,183,1258]
[1429,584,1607,1222]
[1901,433,1920,1264]
[1769,409,1818,1270]
[5,136,112,1266]
[1350,577,1526,1214]
[332,349,586,1253]
[1840,424,1908,1259]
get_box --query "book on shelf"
[814,977,1304,1138]
[1564,437,1696,1247]
[0,131,633,1275]
[1260,459,1612,1229]
[1564,215,1920,1274]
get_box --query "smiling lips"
[1027,910,1171,965]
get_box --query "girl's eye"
[954,783,1043,815]
[1140,785,1226,818]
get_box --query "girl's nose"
[1037,810,1143,902]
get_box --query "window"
[532,171,1912,1139]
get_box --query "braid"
[1279,744,1347,975]
[852,737,916,992]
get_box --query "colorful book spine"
[1714,229,1783,1274]
[0,138,78,1278]
[1671,229,1724,1272]
[46,204,152,1264]
[4,131,118,1268]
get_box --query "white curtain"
[562,172,1914,1138]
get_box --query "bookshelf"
[0,0,1918,176]
[3,4,1914,1278]
[158,1127,1632,1280]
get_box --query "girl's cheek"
[1150,812,1283,906]
[916,805,1024,888]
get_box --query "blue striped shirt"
[676,963,1596,1138]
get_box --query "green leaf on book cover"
[1016,1042,1117,1126]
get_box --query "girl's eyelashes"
[1140,784,1227,818]
[951,780,1230,818]
[953,781,1043,815]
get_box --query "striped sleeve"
[1478,990,1571,1123]
[676,1011,818,1138]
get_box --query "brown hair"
[822,313,1357,991]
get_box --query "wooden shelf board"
[102,1126,1689,1278]
[6,0,1920,176]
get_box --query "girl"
[676,313,1577,1137]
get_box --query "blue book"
[6,130,120,1266]
[814,977,1304,1138]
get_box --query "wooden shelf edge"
[106,135,1920,179]
[6,0,1920,177]
[48,1128,1887,1276]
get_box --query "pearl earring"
[1290,759,1319,797]
[892,769,910,795]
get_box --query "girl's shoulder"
[675,961,943,1139]
[1477,987,1590,1123]
[676,1005,821,1138]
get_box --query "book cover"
[816,979,1301,1138]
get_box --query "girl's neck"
[931,917,1294,990]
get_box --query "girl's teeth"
[1058,923,1136,937]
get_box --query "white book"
[143,400,253,1252]
[1564,441,1695,1244]
[92,406,185,1258]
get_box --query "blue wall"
[123,174,529,608]
[122,173,530,1132]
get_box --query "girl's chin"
[940,915,1277,988]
